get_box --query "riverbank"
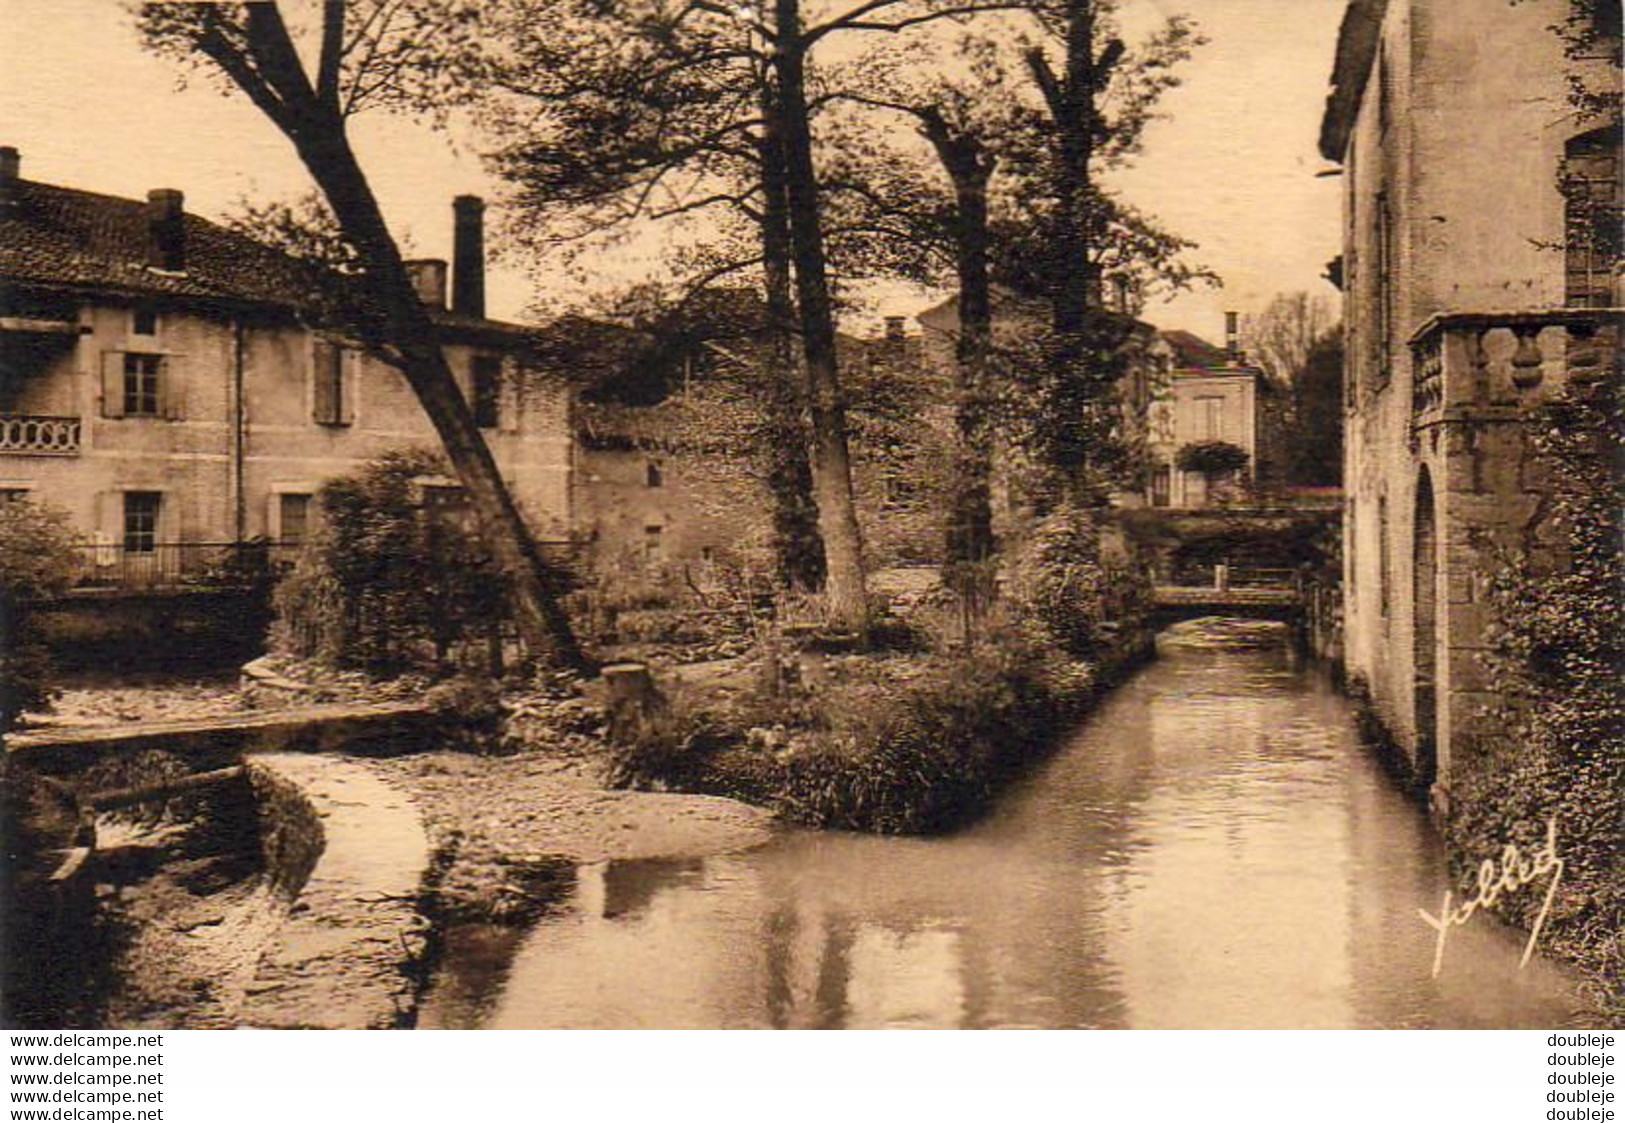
[605,623,1155,836]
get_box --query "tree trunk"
[772,3,868,633]
[290,125,588,672]
[756,81,827,592]
[925,122,997,572]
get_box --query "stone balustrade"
[0,413,81,455]
[1408,309,1620,430]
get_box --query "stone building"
[0,148,574,586]
[572,303,945,575]
[1321,0,1620,801]
[1145,323,1283,509]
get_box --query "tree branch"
[317,0,346,110]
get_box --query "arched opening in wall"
[1413,468,1439,792]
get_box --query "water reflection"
[418,622,1587,1030]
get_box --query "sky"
[0,0,1346,341]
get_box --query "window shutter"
[312,341,337,424]
[499,360,521,433]
[339,349,357,425]
[100,351,125,418]
[160,355,187,420]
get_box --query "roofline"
[1318,0,1389,163]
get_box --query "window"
[645,461,664,488]
[1378,495,1391,619]
[312,341,349,426]
[132,305,159,337]
[1151,465,1171,508]
[1375,192,1396,379]
[1197,396,1224,440]
[472,355,502,429]
[1564,128,1622,309]
[643,524,664,560]
[1376,44,1392,137]
[123,354,161,416]
[1347,501,1358,591]
[123,491,161,554]
[0,488,30,505]
[279,493,312,545]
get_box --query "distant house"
[1145,323,1284,508]
[0,147,574,589]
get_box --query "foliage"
[1175,440,1249,477]
[1003,501,1151,660]
[776,627,1077,833]
[273,450,511,675]
[0,499,81,733]
[1446,380,1624,1015]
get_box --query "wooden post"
[601,663,664,746]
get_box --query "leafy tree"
[1013,0,1206,504]
[137,1,586,671]
[1175,439,1248,477]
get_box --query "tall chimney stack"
[0,147,19,215]
[146,189,186,272]
[452,195,486,319]
[1224,310,1241,364]
[405,259,449,309]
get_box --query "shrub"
[1176,440,1250,476]
[0,499,80,732]
[273,449,510,675]
[1004,502,1152,659]
[777,626,1076,833]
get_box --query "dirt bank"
[370,746,775,926]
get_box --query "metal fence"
[66,541,300,592]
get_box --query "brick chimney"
[1224,310,1242,364]
[405,258,448,309]
[884,315,906,341]
[0,147,19,215]
[452,195,485,319]
[146,189,186,272]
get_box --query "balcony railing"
[61,539,584,593]
[0,415,81,456]
[1408,309,1620,429]
[66,541,301,593]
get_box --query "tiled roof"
[0,179,312,308]
[1160,329,1230,369]
[0,177,546,344]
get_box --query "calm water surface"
[420,624,1587,1029]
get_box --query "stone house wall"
[1331,0,1608,797]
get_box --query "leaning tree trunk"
[772,4,869,633]
[293,128,588,672]
[756,84,827,592]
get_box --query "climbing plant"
[1446,378,1623,1013]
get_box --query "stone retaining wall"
[240,755,432,1030]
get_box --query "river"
[418,621,1588,1029]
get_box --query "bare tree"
[138,2,587,670]
[1241,291,1338,390]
